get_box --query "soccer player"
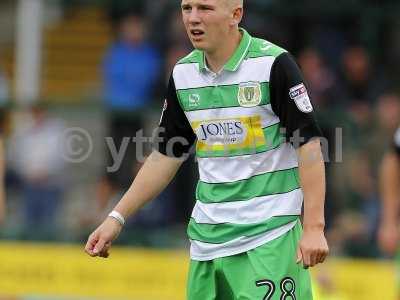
[0,135,5,225]
[378,128,400,299]
[0,108,6,225]
[85,0,329,299]
[378,129,400,252]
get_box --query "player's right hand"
[84,217,122,258]
[378,222,399,256]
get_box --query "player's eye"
[199,5,213,11]
[182,5,192,12]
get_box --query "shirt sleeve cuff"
[289,124,324,148]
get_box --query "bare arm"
[114,151,183,219]
[378,151,400,255]
[296,139,329,268]
[299,139,326,230]
[85,150,184,257]
[380,152,400,226]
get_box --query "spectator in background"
[0,146,4,226]
[341,46,381,103]
[8,105,66,239]
[340,46,389,127]
[336,94,400,257]
[0,68,8,225]
[165,10,192,77]
[376,94,400,134]
[298,48,338,109]
[0,109,5,226]
[103,12,160,112]
[97,9,161,214]
[0,68,8,103]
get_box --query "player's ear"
[230,6,243,26]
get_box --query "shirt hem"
[189,220,298,261]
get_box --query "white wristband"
[108,210,125,226]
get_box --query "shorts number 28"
[255,277,296,300]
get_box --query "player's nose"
[188,8,201,24]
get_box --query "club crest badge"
[189,94,200,107]
[238,81,262,107]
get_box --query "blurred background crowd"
[1,0,400,262]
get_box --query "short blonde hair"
[228,0,243,7]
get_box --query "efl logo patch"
[238,82,262,107]
[289,83,313,113]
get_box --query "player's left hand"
[296,228,329,269]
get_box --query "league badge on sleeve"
[289,83,313,113]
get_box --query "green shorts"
[187,221,312,300]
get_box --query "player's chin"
[190,40,207,50]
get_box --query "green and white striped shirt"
[157,28,321,261]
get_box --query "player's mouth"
[190,29,205,41]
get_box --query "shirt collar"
[199,28,252,73]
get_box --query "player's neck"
[205,29,242,73]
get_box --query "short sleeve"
[269,52,323,147]
[154,75,196,158]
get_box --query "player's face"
[181,0,234,53]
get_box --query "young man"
[0,71,7,225]
[85,1,329,299]
[378,127,400,299]
[0,129,5,225]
